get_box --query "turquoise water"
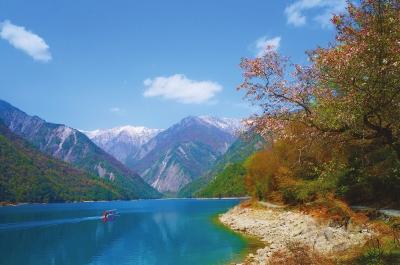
[0,199,246,265]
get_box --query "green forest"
[0,121,123,203]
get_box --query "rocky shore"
[220,204,374,264]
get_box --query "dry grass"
[240,199,258,208]
[334,219,400,264]
[298,194,369,229]
[267,242,334,265]
[267,191,285,204]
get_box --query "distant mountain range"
[130,116,240,193]
[0,100,160,200]
[83,116,242,193]
[82,126,163,164]
[0,98,254,200]
[195,116,243,135]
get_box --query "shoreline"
[211,214,265,265]
[0,197,247,207]
[219,203,375,264]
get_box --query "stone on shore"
[219,204,374,264]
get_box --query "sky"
[0,0,347,130]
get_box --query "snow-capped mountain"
[126,116,239,193]
[82,126,163,163]
[198,116,243,135]
[83,116,244,194]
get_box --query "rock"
[324,228,334,241]
[220,205,374,265]
[332,242,347,252]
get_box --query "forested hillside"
[178,133,264,197]
[0,100,161,199]
[196,163,247,198]
[0,121,121,202]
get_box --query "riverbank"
[219,203,375,264]
[0,197,250,207]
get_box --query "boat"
[102,209,118,222]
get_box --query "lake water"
[0,199,247,265]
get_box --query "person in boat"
[103,210,109,219]
[102,209,117,222]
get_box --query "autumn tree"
[245,150,277,201]
[239,0,400,158]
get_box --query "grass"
[330,215,400,265]
[345,236,400,265]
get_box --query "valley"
[0,99,259,202]
[2,1,399,264]
[84,115,251,195]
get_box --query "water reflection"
[0,199,245,265]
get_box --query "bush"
[350,237,400,265]
[337,143,400,208]
[244,150,279,201]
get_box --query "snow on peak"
[82,126,163,147]
[108,125,161,137]
[82,129,101,139]
[198,115,243,135]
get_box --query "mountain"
[82,126,163,163]
[0,121,121,203]
[178,133,265,197]
[196,163,248,198]
[127,116,240,193]
[0,99,160,199]
[141,142,219,193]
[196,116,242,135]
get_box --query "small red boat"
[102,209,118,222]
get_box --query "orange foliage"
[300,194,369,228]
[244,122,344,202]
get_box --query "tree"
[239,0,400,158]
[245,151,277,201]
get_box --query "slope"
[0,99,160,199]
[127,116,237,193]
[0,121,121,202]
[178,133,265,197]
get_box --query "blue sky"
[0,0,346,130]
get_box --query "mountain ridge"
[82,125,163,163]
[178,133,265,197]
[0,99,160,199]
[127,116,239,193]
[0,120,122,202]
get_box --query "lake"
[0,199,247,265]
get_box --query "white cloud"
[0,20,52,62]
[284,0,347,28]
[143,74,222,104]
[254,36,281,57]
